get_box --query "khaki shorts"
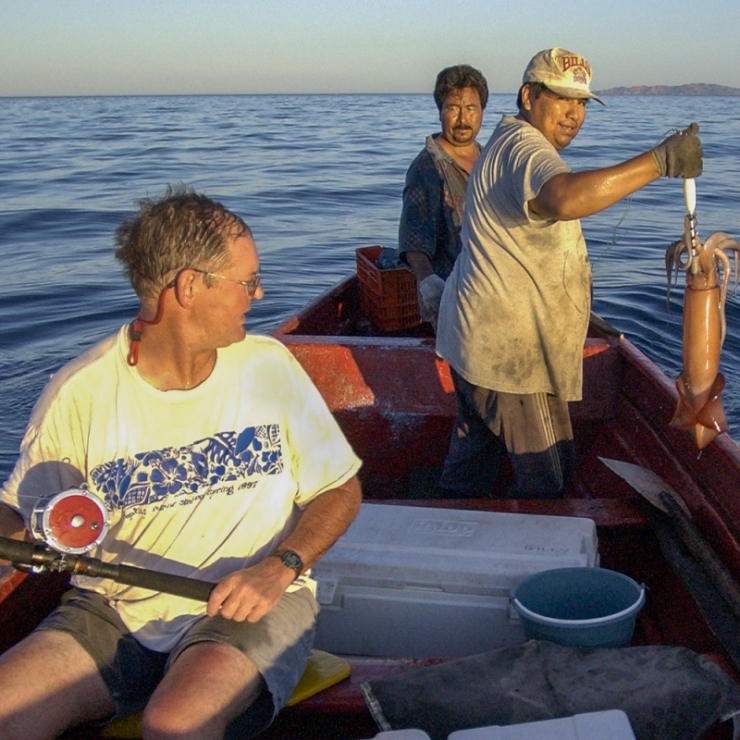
[37,587,318,733]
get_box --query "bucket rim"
[512,584,645,627]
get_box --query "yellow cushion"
[100,713,141,739]
[100,649,350,737]
[285,649,351,706]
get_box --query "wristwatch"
[270,549,304,579]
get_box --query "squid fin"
[671,373,728,449]
[670,375,698,430]
[695,372,728,431]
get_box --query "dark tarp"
[362,640,740,740]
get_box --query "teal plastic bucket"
[511,567,645,648]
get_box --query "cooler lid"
[312,504,599,597]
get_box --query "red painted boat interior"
[2,274,739,739]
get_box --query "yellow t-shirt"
[0,327,361,651]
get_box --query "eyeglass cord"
[127,283,172,366]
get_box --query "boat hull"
[3,274,740,739]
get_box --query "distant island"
[595,83,740,96]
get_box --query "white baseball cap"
[523,48,605,105]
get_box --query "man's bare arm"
[405,251,435,282]
[529,151,660,221]
[0,503,29,566]
[208,475,362,622]
[276,474,362,569]
[530,123,703,222]
[0,503,26,541]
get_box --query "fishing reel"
[29,489,109,556]
[1,490,210,600]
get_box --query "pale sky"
[2,0,738,96]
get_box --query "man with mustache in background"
[399,64,488,330]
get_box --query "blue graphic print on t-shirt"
[90,425,283,511]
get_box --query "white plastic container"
[447,710,636,739]
[311,504,598,658]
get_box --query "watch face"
[280,550,303,572]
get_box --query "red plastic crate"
[356,246,421,332]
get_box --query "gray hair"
[114,185,251,299]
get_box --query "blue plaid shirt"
[398,134,478,280]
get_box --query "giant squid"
[665,180,740,449]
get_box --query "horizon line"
[3,82,737,100]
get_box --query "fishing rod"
[684,177,699,257]
[3,488,214,602]
[0,535,214,602]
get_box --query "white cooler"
[311,504,598,658]
[447,710,636,739]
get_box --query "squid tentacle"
[665,215,695,309]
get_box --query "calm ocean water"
[1,94,739,479]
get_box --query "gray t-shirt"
[436,115,592,401]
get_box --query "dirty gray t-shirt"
[436,115,592,401]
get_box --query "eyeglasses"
[193,268,261,297]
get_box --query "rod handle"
[0,536,214,603]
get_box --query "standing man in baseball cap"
[435,47,702,499]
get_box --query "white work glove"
[417,274,446,324]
